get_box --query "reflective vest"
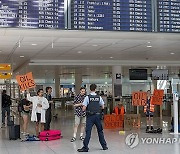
[144,99,154,113]
[114,106,125,115]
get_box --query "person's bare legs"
[41,123,44,132]
[80,123,85,137]
[36,122,39,136]
[22,115,28,133]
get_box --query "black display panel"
[71,0,152,32]
[0,0,65,29]
[129,69,148,80]
[158,0,180,32]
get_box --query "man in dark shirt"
[44,87,53,131]
[71,87,86,142]
[2,90,11,126]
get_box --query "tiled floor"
[0,109,179,154]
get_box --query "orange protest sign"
[104,114,123,129]
[16,72,36,91]
[151,89,164,105]
[132,92,147,106]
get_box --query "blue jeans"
[2,107,10,124]
[83,114,107,149]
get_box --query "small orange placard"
[16,72,36,91]
[132,92,147,106]
[151,89,164,105]
[104,114,123,129]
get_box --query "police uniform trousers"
[83,114,107,149]
[44,108,52,130]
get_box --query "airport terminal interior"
[0,0,180,154]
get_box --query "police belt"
[86,111,101,115]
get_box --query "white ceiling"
[0,28,180,79]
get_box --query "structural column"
[112,66,122,111]
[55,66,60,98]
[75,69,82,95]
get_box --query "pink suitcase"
[39,130,61,141]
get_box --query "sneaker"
[151,126,154,130]
[146,126,149,132]
[71,137,76,142]
[80,136,84,141]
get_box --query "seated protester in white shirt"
[27,89,49,136]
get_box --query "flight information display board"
[158,0,180,32]
[0,0,65,29]
[71,0,152,31]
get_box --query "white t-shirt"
[36,96,43,113]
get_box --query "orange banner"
[16,72,36,91]
[132,92,147,106]
[104,114,123,129]
[151,89,164,105]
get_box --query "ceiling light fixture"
[170,52,175,55]
[147,45,152,48]
[92,44,98,47]
[77,51,82,53]
[110,57,114,59]
[147,41,151,44]
[20,55,24,58]
[32,43,37,46]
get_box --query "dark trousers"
[44,109,52,130]
[2,107,10,124]
[83,114,107,149]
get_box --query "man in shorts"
[71,87,86,142]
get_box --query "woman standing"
[27,89,49,136]
[21,96,32,136]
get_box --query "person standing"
[78,84,108,152]
[21,95,32,135]
[2,90,12,126]
[71,87,86,142]
[44,87,53,131]
[27,89,49,136]
[144,90,154,132]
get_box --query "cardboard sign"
[132,92,147,106]
[16,72,36,91]
[124,114,141,131]
[104,114,123,129]
[151,89,164,105]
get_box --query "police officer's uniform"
[78,92,108,152]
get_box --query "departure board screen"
[71,0,152,32]
[0,0,65,29]
[158,0,180,32]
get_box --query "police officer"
[77,84,108,152]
